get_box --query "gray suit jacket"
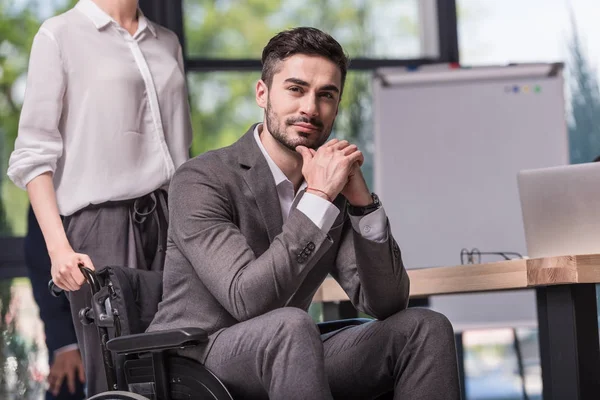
[148,124,410,361]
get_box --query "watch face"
[372,193,380,206]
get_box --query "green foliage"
[0,2,40,236]
[567,13,600,164]
[0,0,77,236]
[0,1,51,157]
[183,0,382,175]
[0,0,418,234]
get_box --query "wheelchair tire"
[162,357,234,400]
[122,356,233,400]
[87,391,151,400]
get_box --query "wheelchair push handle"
[48,263,99,297]
[48,279,63,297]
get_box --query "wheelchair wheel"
[88,391,151,399]
[167,357,233,399]
[122,356,233,400]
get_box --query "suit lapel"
[237,125,284,243]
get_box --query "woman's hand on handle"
[26,172,95,291]
[50,249,95,292]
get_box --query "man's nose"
[299,94,318,117]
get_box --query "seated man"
[148,27,459,399]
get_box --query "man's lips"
[292,122,321,132]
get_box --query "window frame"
[140,0,459,72]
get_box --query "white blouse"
[7,0,192,216]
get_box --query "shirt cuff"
[297,193,340,233]
[7,164,53,190]
[54,343,79,356]
[349,207,388,243]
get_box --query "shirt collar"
[138,11,157,37]
[75,0,157,37]
[253,124,288,187]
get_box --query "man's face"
[256,54,342,151]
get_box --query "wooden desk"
[314,253,600,301]
[314,254,600,400]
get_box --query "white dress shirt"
[253,125,388,242]
[7,0,192,216]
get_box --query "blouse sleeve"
[7,28,66,189]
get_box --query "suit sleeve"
[168,160,333,322]
[330,209,410,320]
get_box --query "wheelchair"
[50,265,372,400]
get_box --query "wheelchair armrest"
[317,318,373,335]
[107,328,209,355]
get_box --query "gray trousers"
[202,307,460,400]
[64,191,168,396]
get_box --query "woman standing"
[7,0,192,395]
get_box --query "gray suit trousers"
[64,191,167,396]
[202,307,460,400]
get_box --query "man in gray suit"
[148,27,460,399]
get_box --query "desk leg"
[536,284,600,400]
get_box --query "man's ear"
[256,79,268,109]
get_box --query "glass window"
[183,0,423,60]
[1,1,77,237]
[463,328,541,400]
[458,0,600,163]
[187,70,375,185]
[458,0,570,66]
[187,72,263,155]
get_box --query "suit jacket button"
[307,242,315,251]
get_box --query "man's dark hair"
[261,27,349,94]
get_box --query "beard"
[265,99,332,151]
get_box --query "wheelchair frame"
[51,266,234,400]
[50,266,374,399]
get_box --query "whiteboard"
[373,64,569,330]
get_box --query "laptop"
[517,162,600,258]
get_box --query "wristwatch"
[347,193,381,216]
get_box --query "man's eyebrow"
[284,78,309,87]
[320,84,340,93]
[283,78,340,93]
